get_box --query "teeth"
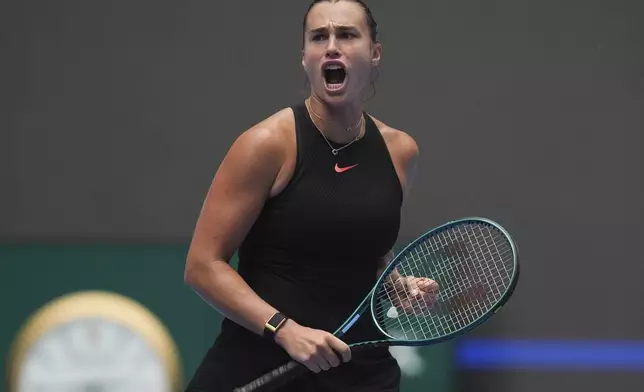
[325,64,343,70]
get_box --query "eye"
[339,32,356,39]
[311,34,326,41]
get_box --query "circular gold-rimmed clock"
[6,290,182,392]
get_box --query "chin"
[316,83,357,106]
[320,94,348,106]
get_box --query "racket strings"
[372,223,515,341]
[408,225,509,334]
[420,225,510,333]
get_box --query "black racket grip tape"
[233,360,306,392]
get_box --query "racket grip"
[233,360,306,392]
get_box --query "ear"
[301,49,306,68]
[371,42,382,67]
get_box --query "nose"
[325,36,340,58]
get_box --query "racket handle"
[233,360,306,392]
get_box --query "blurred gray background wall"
[2,1,643,391]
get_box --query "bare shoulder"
[231,107,295,158]
[369,116,419,162]
[223,107,296,197]
[367,115,420,196]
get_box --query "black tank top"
[222,101,403,343]
[186,102,405,391]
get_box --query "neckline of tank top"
[302,100,368,155]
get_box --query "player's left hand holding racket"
[233,217,520,392]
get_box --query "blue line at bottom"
[456,339,644,371]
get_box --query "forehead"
[306,1,367,31]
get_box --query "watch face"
[17,317,171,392]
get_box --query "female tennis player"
[183,1,438,390]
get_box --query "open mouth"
[323,64,347,90]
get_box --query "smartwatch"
[263,312,288,340]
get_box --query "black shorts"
[184,329,401,392]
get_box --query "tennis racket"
[233,217,520,392]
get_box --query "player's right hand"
[274,320,351,373]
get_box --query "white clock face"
[17,317,171,392]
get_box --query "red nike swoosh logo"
[334,163,359,173]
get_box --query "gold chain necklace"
[305,99,365,156]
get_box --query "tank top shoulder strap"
[290,100,310,130]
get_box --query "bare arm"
[377,129,438,311]
[183,126,284,336]
[377,249,395,277]
[377,126,420,280]
[184,122,352,372]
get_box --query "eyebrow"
[307,25,360,34]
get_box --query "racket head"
[369,217,519,346]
